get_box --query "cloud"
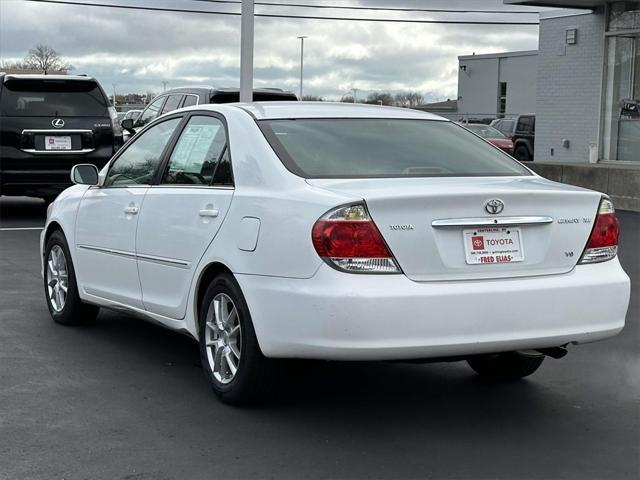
[0,0,540,100]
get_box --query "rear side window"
[259,119,530,178]
[517,117,533,133]
[161,95,183,114]
[162,116,228,186]
[182,95,198,108]
[0,79,108,117]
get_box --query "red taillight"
[586,211,619,248]
[312,221,391,258]
[580,198,619,264]
[312,204,400,273]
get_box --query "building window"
[498,82,507,116]
[601,2,640,162]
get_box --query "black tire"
[44,230,99,326]
[514,145,532,161]
[198,273,279,405]
[467,352,544,380]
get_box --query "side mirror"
[71,164,99,186]
[121,118,136,132]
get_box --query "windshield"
[465,124,507,139]
[0,79,109,117]
[259,118,530,178]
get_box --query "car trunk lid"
[307,176,602,281]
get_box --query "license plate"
[44,136,72,150]
[463,227,524,264]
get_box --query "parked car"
[122,86,297,135]
[41,103,630,405]
[461,123,514,155]
[123,109,142,121]
[491,114,535,161]
[0,73,122,201]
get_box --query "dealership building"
[505,0,640,210]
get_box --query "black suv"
[126,86,297,133]
[491,114,535,161]
[0,74,121,200]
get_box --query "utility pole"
[297,36,308,99]
[240,0,254,102]
[162,81,168,92]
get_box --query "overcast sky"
[0,0,544,101]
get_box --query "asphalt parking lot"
[0,196,638,480]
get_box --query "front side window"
[260,119,530,178]
[162,116,228,185]
[136,96,166,128]
[105,117,182,187]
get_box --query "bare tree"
[365,91,394,106]
[23,44,73,74]
[0,59,28,70]
[301,95,325,102]
[393,91,425,108]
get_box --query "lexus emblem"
[485,199,504,215]
[51,118,65,128]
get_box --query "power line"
[191,0,540,15]
[24,0,540,25]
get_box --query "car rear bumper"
[0,149,111,196]
[237,259,630,360]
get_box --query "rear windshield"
[1,79,109,117]
[259,119,530,178]
[465,124,507,139]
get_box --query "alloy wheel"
[204,293,242,384]
[46,245,68,312]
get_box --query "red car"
[463,123,514,155]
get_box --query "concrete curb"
[526,162,640,212]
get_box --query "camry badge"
[52,118,65,128]
[485,199,504,215]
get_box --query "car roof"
[229,102,448,121]
[159,86,296,96]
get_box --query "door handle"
[199,209,219,218]
[124,205,139,215]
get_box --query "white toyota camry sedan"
[41,102,631,404]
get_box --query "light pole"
[351,88,359,103]
[162,81,169,92]
[112,83,117,107]
[297,36,308,99]
[240,0,255,102]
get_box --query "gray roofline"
[458,49,538,61]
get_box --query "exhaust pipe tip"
[536,347,568,359]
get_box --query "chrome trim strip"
[431,216,554,228]
[21,148,95,155]
[77,244,136,259]
[77,245,191,269]
[21,129,93,134]
[149,185,235,190]
[136,253,191,269]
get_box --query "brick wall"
[535,10,606,163]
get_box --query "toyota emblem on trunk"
[485,199,504,215]
[52,118,65,128]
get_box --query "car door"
[136,113,234,319]
[74,115,184,308]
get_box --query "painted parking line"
[0,227,44,231]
